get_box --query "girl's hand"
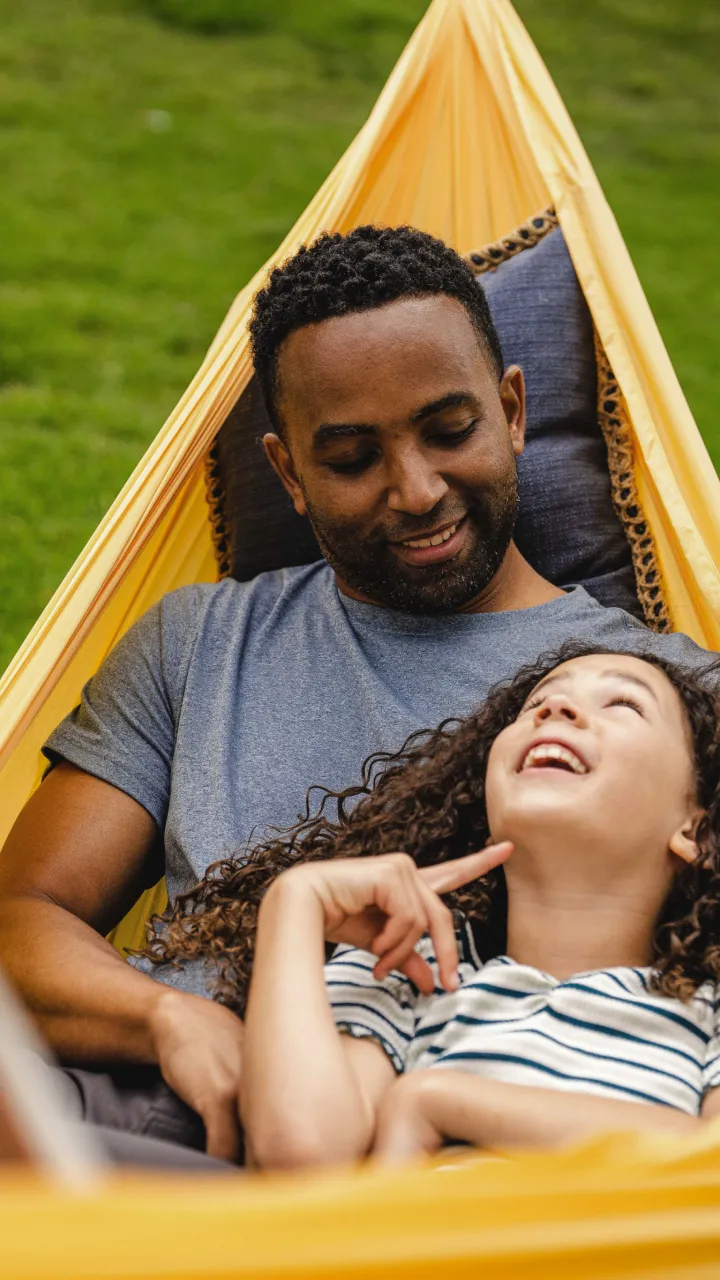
[372,1071,447,1164]
[269,843,511,995]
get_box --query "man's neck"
[458,543,563,614]
[336,543,563,614]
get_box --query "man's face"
[265,295,525,613]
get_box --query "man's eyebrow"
[313,422,376,447]
[312,391,479,447]
[527,668,660,704]
[411,392,479,422]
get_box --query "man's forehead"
[276,294,495,425]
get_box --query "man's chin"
[338,558,497,614]
[311,509,514,615]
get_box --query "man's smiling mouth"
[400,521,460,550]
[389,516,469,568]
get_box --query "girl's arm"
[374,1071,703,1163]
[241,870,395,1170]
[241,844,511,1171]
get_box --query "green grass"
[0,0,718,671]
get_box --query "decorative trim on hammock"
[593,333,672,633]
[203,439,232,579]
[464,207,559,276]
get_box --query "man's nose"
[385,450,449,515]
[534,695,587,726]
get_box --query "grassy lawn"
[0,0,717,671]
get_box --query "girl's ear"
[669,812,704,865]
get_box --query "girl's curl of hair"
[138,643,720,1014]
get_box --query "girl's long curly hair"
[139,643,720,1014]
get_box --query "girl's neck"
[503,854,668,980]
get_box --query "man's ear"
[499,365,526,457]
[263,433,308,518]
[669,812,704,865]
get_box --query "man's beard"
[303,470,519,615]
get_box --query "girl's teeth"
[404,523,457,549]
[522,745,587,774]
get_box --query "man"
[0,225,710,1163]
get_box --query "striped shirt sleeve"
[702,989,720,1095]
[324,944,418,1073]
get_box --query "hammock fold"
[1,0,720,1270]
[1,0,719,841]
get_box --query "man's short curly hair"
[249,224,505,434]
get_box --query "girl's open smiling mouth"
[519,740,589,775]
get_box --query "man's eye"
[326,454,376,475]
[432,421,479,447]
[608,697,644,716]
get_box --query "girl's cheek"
[483,756,507,832]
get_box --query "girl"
[144,644,720,1167]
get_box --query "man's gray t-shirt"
[43,560,713,999]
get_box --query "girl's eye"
[521,697,543,714]
[608,696,644,716]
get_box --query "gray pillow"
[481,227,640,616]
[208,226,641,617]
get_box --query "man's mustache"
[380,508,469,544]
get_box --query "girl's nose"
[534,694,587,726]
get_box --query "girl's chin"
[494,807,604,848]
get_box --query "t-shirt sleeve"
[703,991,720,1096]
[42,586,205,829]
[325,944,418,1074]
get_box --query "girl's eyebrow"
[528,668,660,705]
[600,669,660,704]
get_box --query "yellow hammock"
[2,0,720,1275]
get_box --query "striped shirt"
[325,922,720,1115]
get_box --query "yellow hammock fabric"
[2,0,720,1273]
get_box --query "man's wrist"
[143,985,192,1057]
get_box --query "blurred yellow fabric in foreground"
[4,1125,720,1279]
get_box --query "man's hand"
[271,843,512,995]
[148,990,244,1162]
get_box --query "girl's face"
[485,654,701,874]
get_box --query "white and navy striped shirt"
[325,922,720,1115]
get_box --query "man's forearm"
[419,1073,701,1151]
[0,895,167,1064]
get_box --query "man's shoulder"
[548,588,715,674]
[156,560,332,636]
[515,586,636,644]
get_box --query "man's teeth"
[403,523,458,549]
[522,744,587,775]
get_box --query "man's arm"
[0,762,166,1060]
[373,1071,703,1163]
[0,762,245,1161]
